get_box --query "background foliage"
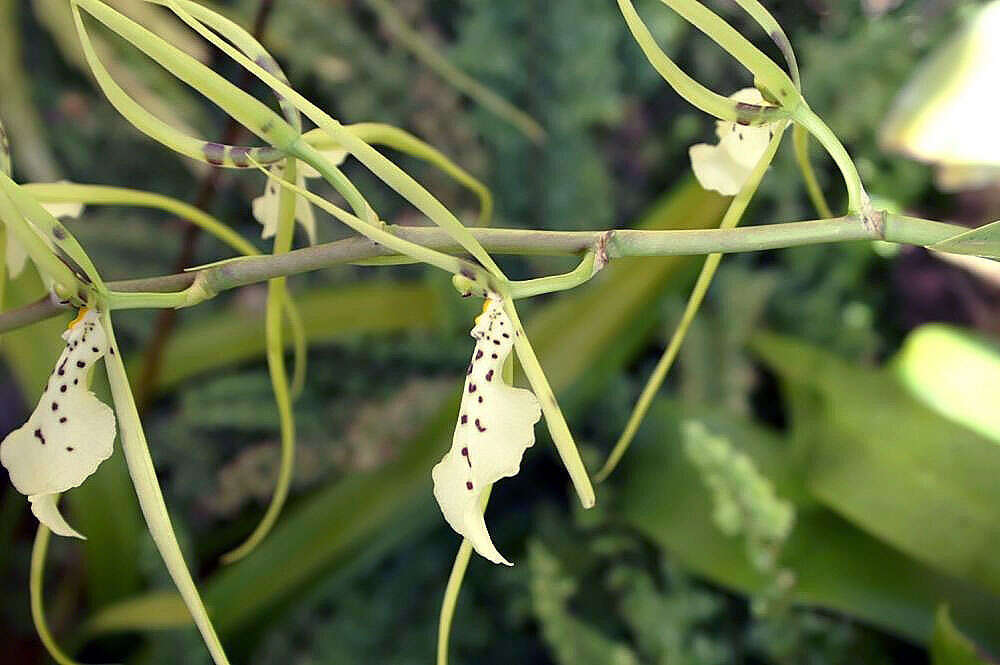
[1,0,999,663]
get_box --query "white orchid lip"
[0,308,115,538]
[689,88,777,196]
[432,298,541,565]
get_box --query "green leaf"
[131,282,443,394]
[752,332,1000,596]
[930,220,1000,259]
[894,324,1000,444]
[617,400,1000,649]
[931,605,997,665]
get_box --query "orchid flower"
[251,148,347,244]
[0,308,114,538]
[5,199,84,278]
[689,88,778,196]
[432,298,541,565]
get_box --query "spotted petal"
[690,88,777,196]
[432,299,541,565]
[0,309,115,538]
[5,199,84,278]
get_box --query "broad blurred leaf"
[931,605,997,665]
[132,282,442,394]
[753,332,1000,597]
[894,324,1000,444]
[617,400,1000,648]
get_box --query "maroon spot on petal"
[76,361,86,368]
[34,429,45,445]
[485,370,493,382]
[461,415,468,424]
[461,447,468,456]
[51,402,58,412]
[478,396,483,403]
[66,447,74,452]
[491,353,498,359]
[60,385,67,393]
[59,417,67,424]
[468,383,477,393]
[466,481,474,490]
[476,350,483,360]
[475,419,486,432]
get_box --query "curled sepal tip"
[432,299,540,565]
[1,309,115,538]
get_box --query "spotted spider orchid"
[252,148,347,244]
[0,308,114,538]
[432,298,541,565]
[5,199,84,278]
[689,88,779,196]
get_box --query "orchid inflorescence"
[0,1,996,664]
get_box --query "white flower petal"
[1,309,115,537]
[253,163,320,244]
[432,299,541,565]
[689,143,751,197]
[29,493,85,539]
[691,88,776,195]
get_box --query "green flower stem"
[162,0,507,279]
[101,309,231,665]
[221,158,298,563]
[0,214,974,333]
[22,183,258,255]
[0,185,81,297]
[659,0,800,105]
[792,125,833,218]
[727,0,800,89]
[0,226,7,311]
[437,539,473,665]
[597,123,788,481]
[304,125,493,226]
[361,0,545,143]
[73,0,299,155]
[501,298,595,509]
[31,522,87,665]
[617,0,786,124]
[21,182,308,394]
[792,104,867,214]
[507,251,597,300]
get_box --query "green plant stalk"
[792,125,833,218]
[616,0,785,125]
[0,186,81,298]
[361,0,545,143]
[792,105,867,214]
[101,308,231,665]
[507,251,597,299]
[0,211,975,331]
[31,521,86,665]
[597,122,788,481]
[72,0,299,157]
[305,125,493,226]
[727,0,800,89]
[0,227,7,312]
[161,0,507,279]
[21,182,308,392]
[221,158,299,563]
[437,539,473,665]
[658,0,800,106]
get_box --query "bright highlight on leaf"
[432,298,541,565]
[0,309,115,538]
[252,149,347,244]
[689,88,778,196]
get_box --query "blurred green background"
[2,0,1000,663]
